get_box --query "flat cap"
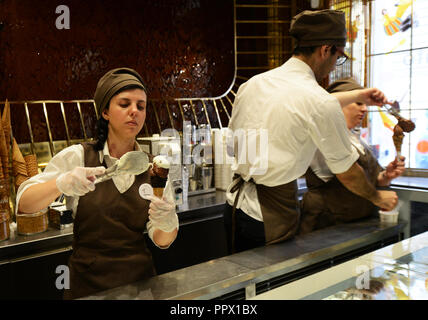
[327,78,363,93]
[290,9,347,47]
[94,67,147,116]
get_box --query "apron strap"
[229,175,245,253]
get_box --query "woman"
[299,78,405,235]
[16,68,179,299]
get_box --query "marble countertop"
[253,230,428,300]
[81,218,406,300]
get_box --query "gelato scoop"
[391,115,415,157]
[150,155,170,198]
[397,117,415,132]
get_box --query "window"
[330,0,428,172]
[368,0,428,170]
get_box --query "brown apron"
[63,142,155,300]
[230,175,299,250]
[299,144,383,235]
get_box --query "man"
[299,78,406,235]
[224,9,398,254]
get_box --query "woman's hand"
[147,195,178,233]
[56,166,106,196]
[377,156,405,186]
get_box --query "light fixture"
[311,0,320,9]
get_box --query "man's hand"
[358,88,391,106]
[372,190,398,211]
[336,162,398,211]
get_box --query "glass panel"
[368,52,411,167]
[370,51,410,107]
[370,0,411,55]
[408,110,428,169]
[412,0,428,49]
[410,48,428,168]
[350,1,365,84]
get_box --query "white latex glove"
[147,195,178,233]
[56,166,106,197]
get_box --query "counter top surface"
[3,175,426,257]
[0,191,227,260]
[391,176,428,190]
[82,218,406,300]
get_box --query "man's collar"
[286,56,316,80]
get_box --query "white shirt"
[310,129,367,182]
[226,57,359,221]
[15,142,178,248]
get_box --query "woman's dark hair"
[93,84,147,151]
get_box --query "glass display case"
[252,231,428,300]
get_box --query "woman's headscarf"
[94,67,147,116]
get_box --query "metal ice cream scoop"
[95,151,150,184]
[382,101,402,119]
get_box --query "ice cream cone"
[153,188,164,198]
[0,118,8,181]
[12,138,25,164]
[24,154,39,177]
[15,173,29,191]
[12,138,28,189]
[150,155,170,199]
[393,124,404,155]
[0,157,4,180]
[2,100,11,155]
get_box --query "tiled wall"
[0,0,234,142]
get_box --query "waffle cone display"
[24,154,39,177]
[1,100,11,156]
[0,118,8,183]
[12,138,29,191]
[0,157,4,180]
[16,211,48,235]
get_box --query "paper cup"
[379,200,402,224]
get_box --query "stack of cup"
[213,128,234,191]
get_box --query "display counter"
[81,218,406,300]
[390,176,428,238]
[0,191,228,299]
[1,176,425,300]
[0,191,227,261]
[252,230,428,300]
